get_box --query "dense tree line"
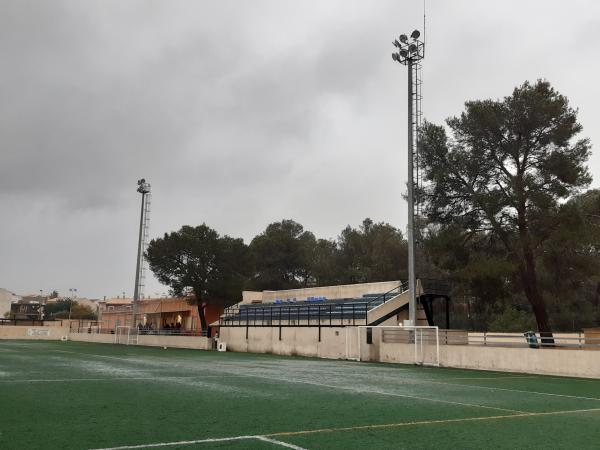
[419,80,599,334]
[147,80,599,334]
[146,219,407,329]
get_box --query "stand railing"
[0,319,63,326]
[70,326,208,337]
[469,332,600,349]
[365,282,408,311]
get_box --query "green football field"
[1,340,599,449]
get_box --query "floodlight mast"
[392,30,424,325]
[133,178,151,329]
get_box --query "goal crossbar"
[114,326,138,345]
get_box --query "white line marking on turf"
[89,408,600,450]
[266,407,600,437]
[89,435,306,450]
[437,375,539,381]
[256,436,308,449]
[417,378,600,402]
[0,375,241,383]
[89,435,255,450]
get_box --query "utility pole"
[68,288,77,321]
[392,30,424,325]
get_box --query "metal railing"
[468,332,600,349]
[70,326,208,337]
[0,318,63,326]
[365,282,408,311]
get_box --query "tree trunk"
[518,246,554,345]
[515,195,554,344]
[197,303,207,332]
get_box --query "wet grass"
[0,340,598,449]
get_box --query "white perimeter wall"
[3,325,599,379]
[243,280,401,304]
[0,326,211,350]
[69,333,212,350]
[219,327,359,360]
[0,325,70,340]
[219,326,600,379]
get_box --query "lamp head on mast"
[137,178,151,194]
[391,29,424,65]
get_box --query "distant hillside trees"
[45,299,96,320]
[247,218,407,290]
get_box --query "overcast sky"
[1,0,599,299]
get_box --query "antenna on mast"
[423,0,427,57]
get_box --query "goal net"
[114,326,138,345]
[356,325,440,367]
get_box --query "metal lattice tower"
[139,190,152,299]
[133,178,151,327]
[392,30,425,325]
[413,60,423,223]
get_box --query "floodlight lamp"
[399,49,408,58]
[399,34,408,43]
[393,39,401,48]
[410,30,420,40]
[408,43,417,53]
[392,53,398,61]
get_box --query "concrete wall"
[5,321,599,378]
[366,292,407,326]
[137,334,212,350]
[0,325,70,340]
[69,332,212,350]
[442,345,600,378]
[69,332,115,344]
[242,280,401,304]
[219,325,600,378]
[0,326,212,351]
[356,328,600,378]
[219,326,358,360]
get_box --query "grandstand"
[215,280,453,367]
[218,279,449,329]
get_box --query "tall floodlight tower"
[392,30,424,325]
[133,178,151,328]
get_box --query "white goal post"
[356,325,440,367]
[114,326,138,345]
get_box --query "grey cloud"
[1,0,598,297]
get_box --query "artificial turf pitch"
[0,340,599,449]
